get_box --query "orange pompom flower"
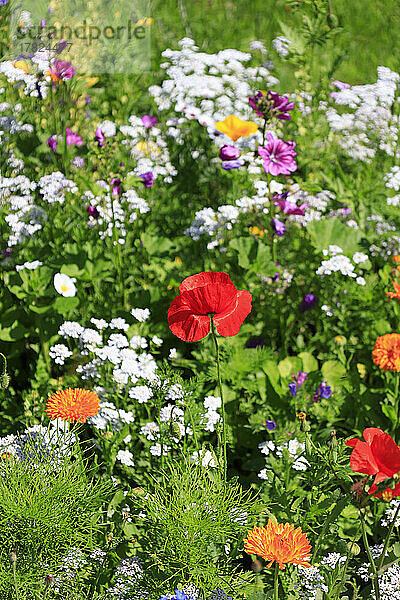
[46,388,100,423]
[215,115,258,141]
[386,281,400,300]
[244,519,312,570]
[372,333,400,372]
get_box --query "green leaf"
[263,360,283,395]
[381,404,398,426]
[321,360,346,388]
[54,296,79,314]
[229,237,254,269]
[278,356,302,379]
[306,219,363,254]
[298,351,318,372]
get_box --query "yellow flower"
[215,115,258,141]
[13,60,30,74]
[357,363,367,378]
[135,141,160,156]
[249,226,265,238]
[334,335,346,345]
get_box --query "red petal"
[181,283,238,315]
[179,271,233,294]
[363,427,386,444]
[168,295,210,342]
[213,290,252,337]
[349,440,380,475]
[345,437,359,448]
[371,432,400,477]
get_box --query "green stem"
[377,500,400,573]
[333,522,361,600]
[360,511,380,600]
[211,319,226,484]
[394,374,400,437]
[273,562,279,600]
[11,558,19,600]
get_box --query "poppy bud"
[45,574,54,587]
[1,373,10,389]
[170,421,182,440]
[10,552,17,563]
[348,542,360,556]
[251,559,263,573]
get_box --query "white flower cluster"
[82,182,149,244]
[149,37,278,129]
[192,449,217,468]
[0,59,48,98]
[0,423,76,470]
[120,115,177,183]
[258,437,309,473]
[201,396,222,432]
[272,36,292,58]
[384,165,400,191]
[380,498,400,527]
[52,316,158,391]
[326,66,400,162]
[358,545,400,600]
[88,400,134,432]
[316,245,368,285]
[294,553,346,599]
[1,175,45,247]
[38,171,78,205]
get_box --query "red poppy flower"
[345,427,400,486]
[168,272,252,342]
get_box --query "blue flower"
[288,382,297,396]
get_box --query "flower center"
[60,284,68,292]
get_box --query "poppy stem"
[360,511,380,600]
[211,320,227,485]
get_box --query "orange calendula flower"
[46,388,100,423]
[215,115,258,141]
[244,519,312,570]
[386,281,400,300]
[372,333,400,372]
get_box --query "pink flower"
[66,127,83,147]
[275,197,307,216]
[47,135,58,152]
[142,115,158,128]
[258,134,297,176]
[49,59,76,80]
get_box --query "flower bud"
[251,559,263,573]
[1,373,10,389]
[348,542,360,556]
[219,144,240,161]
[10,552,17,563]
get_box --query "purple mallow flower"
[314,381,332,401]
[271,218,287,237]
[139,171,154,188]
[47,135,57,152]
[288,382,297,396]
[95,126,105,147]
[265,419,277,431]
[219,144,240,161]
[141,115,157,128]
[110,178,122,196]
[249,90,295,120]
[66,127,83,147]
[274,195,307,216]
[258,134,297,176]
[221,159,243,171]
[49,59,76,80]
[2,247,12,257]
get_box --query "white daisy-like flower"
[53,273,77,297]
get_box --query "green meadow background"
[150,0,400,85]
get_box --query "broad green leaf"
[298,351,318,372]
[278,356,302,379]
[321,360,346,388]
[307,219,363,254]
